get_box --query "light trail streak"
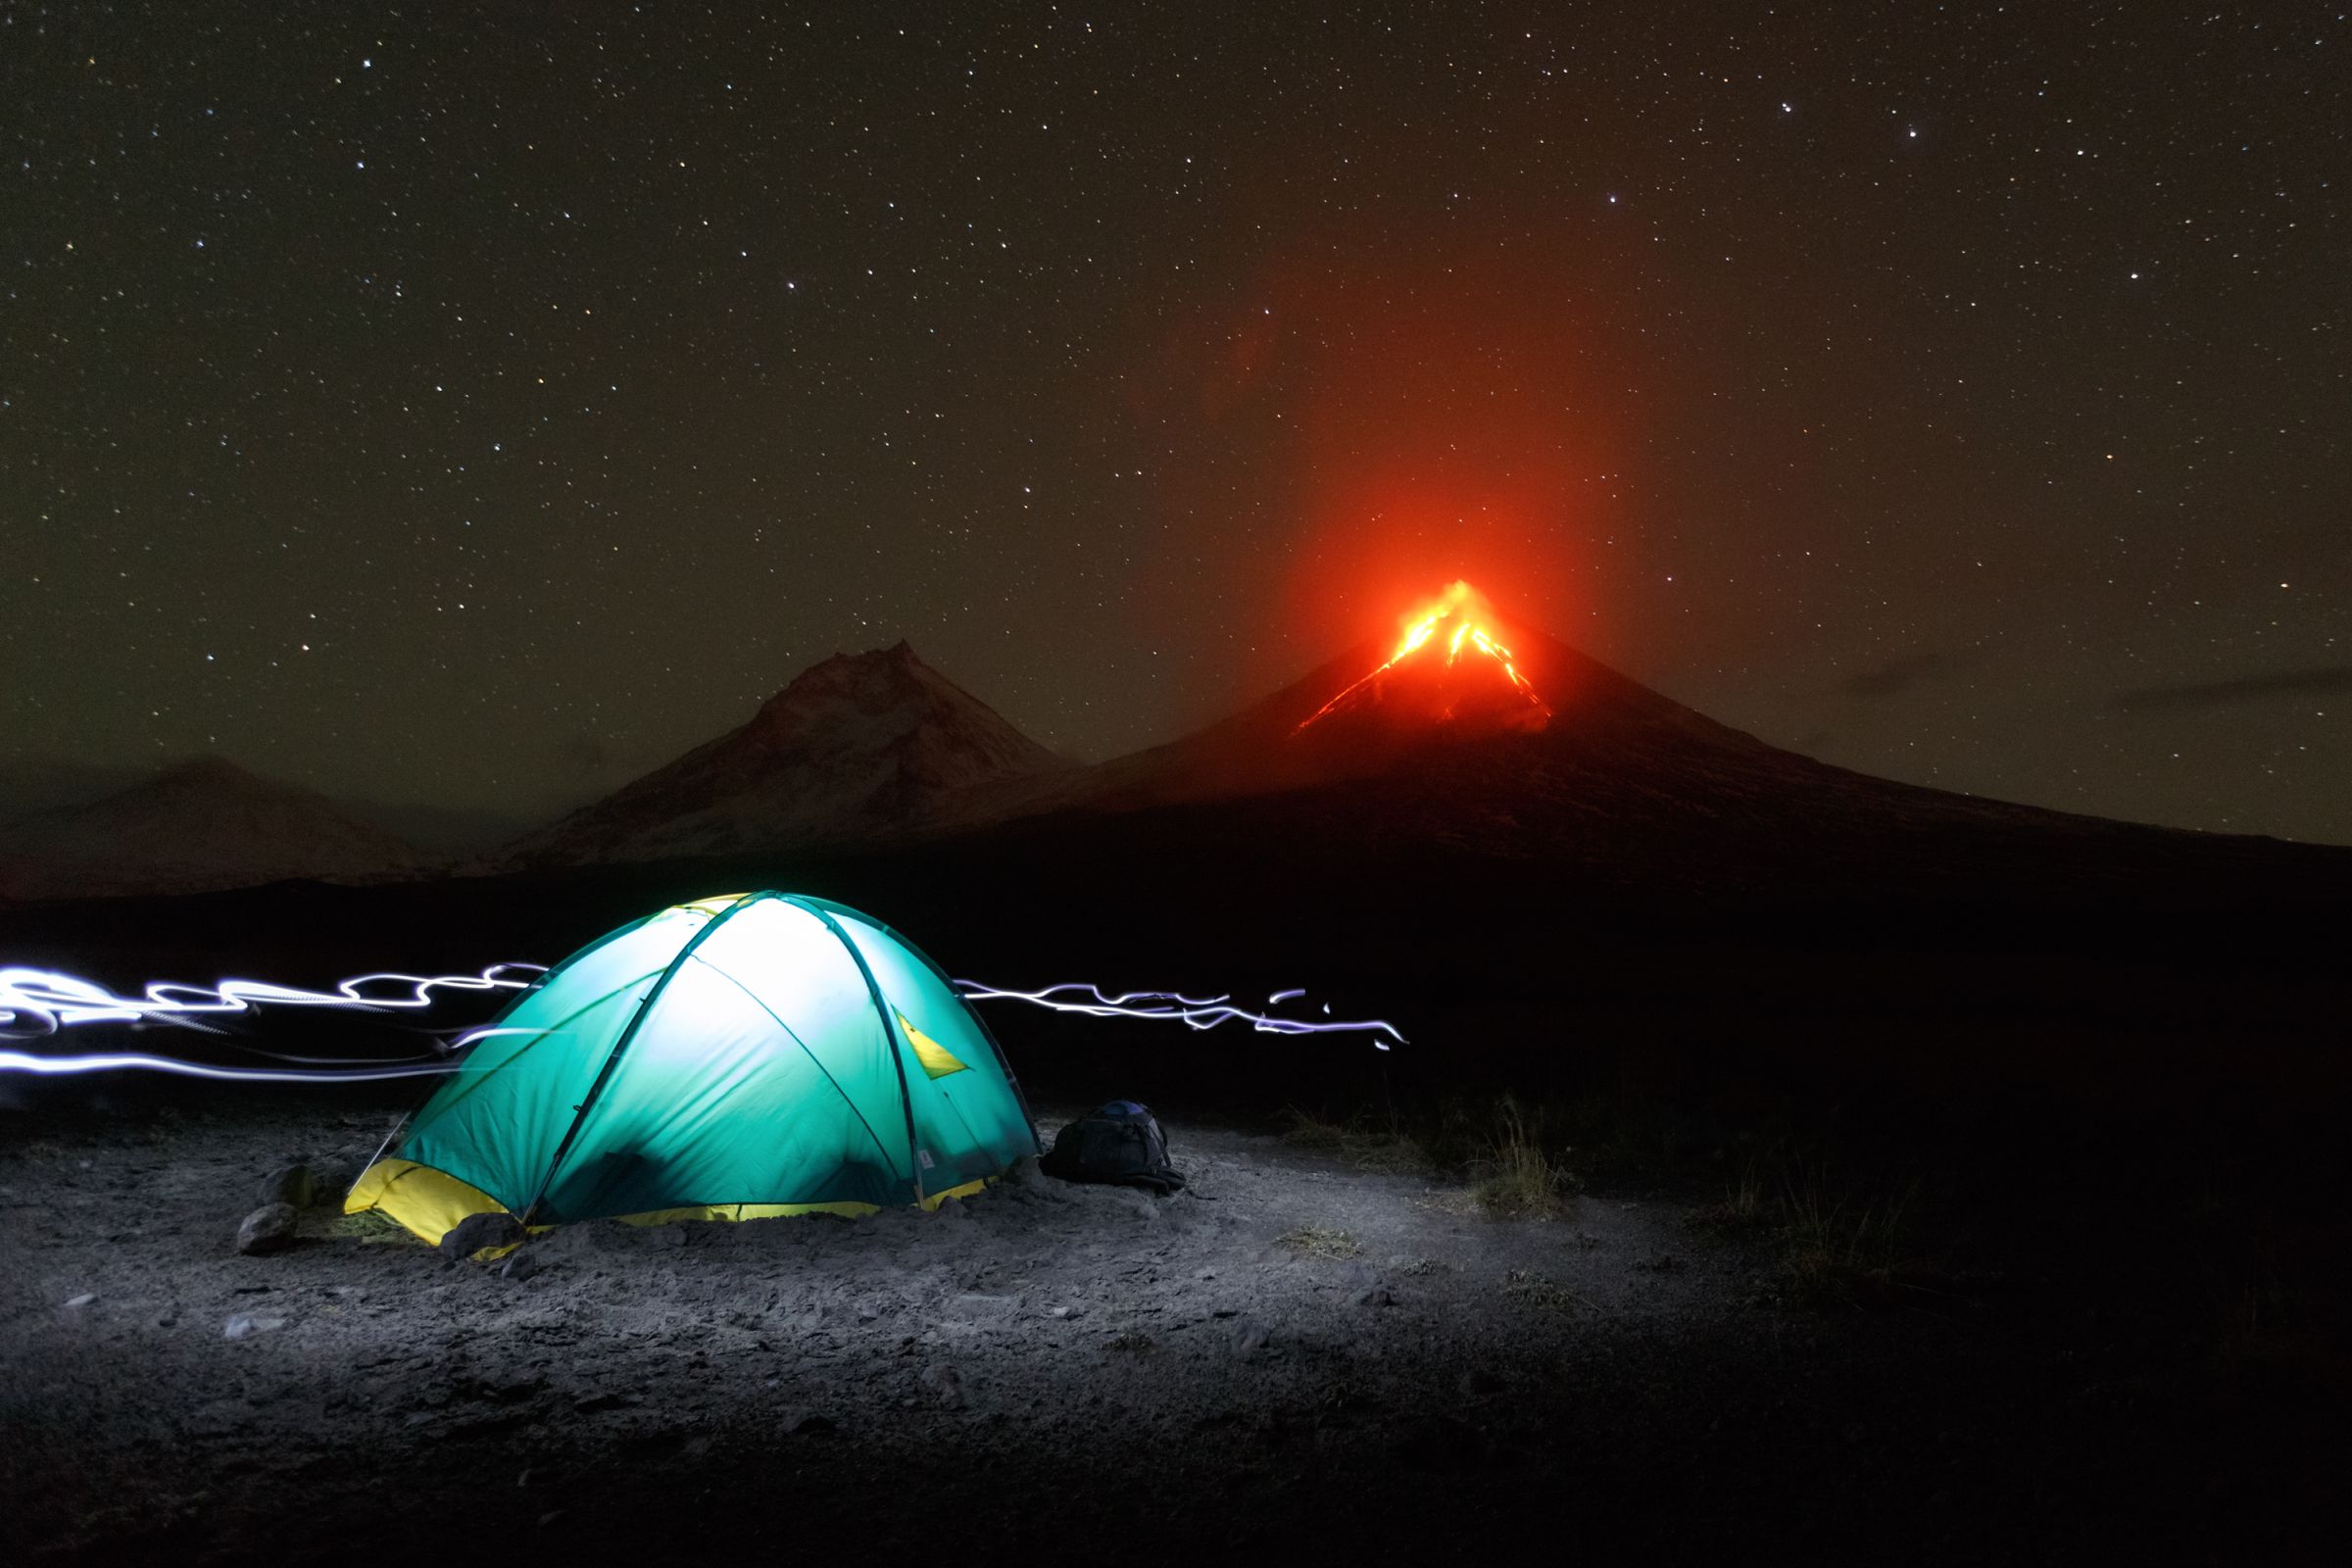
[951,980,1402,1050]
[0,961,1403,1081]
[0,1050,466,1085]
[0,964,543,1040]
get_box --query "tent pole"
[782,896,927,1205]
[817,901,1046,1156]
[960,1000,1044,1156]
[516,892,771,1225]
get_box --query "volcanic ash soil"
[0,1102,2331,1564]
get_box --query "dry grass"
[1686,1155,1773,1239]
[1777,1175,1914,1307]
[1276,1224,1364,1260]
[1688,1143,1916,1307]
[1503,1268,1583,1312]
[1279,1106,1429,1174]
[1470,1095,1578,1219]
[330,1209,418,1246]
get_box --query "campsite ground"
[4,1092,2345,1565]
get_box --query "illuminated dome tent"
[347,892,1040,1246]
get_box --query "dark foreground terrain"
[3,1087,2346,1566]
[4,784,2349,1563]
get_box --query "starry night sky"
[4,4,2345,841]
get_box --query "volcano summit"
[1296,580,1553,738]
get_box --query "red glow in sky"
[1128,233,1629,695]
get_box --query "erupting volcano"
[1296,581,1553,736]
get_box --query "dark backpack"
[1039,1101,1186,1196]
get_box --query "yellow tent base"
[346,1158,994,1256]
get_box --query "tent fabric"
[345,892,1038,1247]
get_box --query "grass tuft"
[1504,1268,1583,1311]
[1687,1143,1917,1307]
[1686,1155,1773,1239]
[1470,1095,1579,1219]
[1276,1224,1364,1260]
[1771,1148,1915,1306]
[1279,1105,1428,1174]
[332,1209,421,1246]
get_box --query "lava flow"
[1296,580,1553,734]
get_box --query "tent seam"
[686,951,906,1191]
[807,896,1043,1156]
[518,892,776,1223]
[778,895,927,1204]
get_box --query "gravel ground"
[1,1100,2338,1565]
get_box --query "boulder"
[439,1210,527,1261]
[257,1164,317,1209]
[236,1201,300,1255]
[919,1363,966,1408]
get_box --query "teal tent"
[347,892,1039,1245]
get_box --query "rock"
[920,1363,965,1409]
[1228,1315,1270,1360]
[257,1163,316,1209]
[236,1201,300,1255]
[308,1161,357,1202]
[222,1312,289,1340]
[439,1211,527,1261]
[572,1393,636,1413]
[786,1412,837,1437]
[63,1293,97,1309]
[1394,1415,1492,1474]
[1459,1368,1508,1398]
[498,1247,540,1283]
[946,1293,1020,1325]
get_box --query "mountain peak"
[811,637,917,670]
[744,641,976,741]
[507,643,1068,866]
[154,753,255,784]
[779,637,923,684]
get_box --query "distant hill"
[341,799,539,858]
[0,756,155,823]
[503,641,1070,867]
[0,757,432,902]
[0,754,528,859]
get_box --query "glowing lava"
[1296,580,1552,733]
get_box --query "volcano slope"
[916,624,2348,1085]
[1057,621,2303,896]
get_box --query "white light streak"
[953,980,1401,1050]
